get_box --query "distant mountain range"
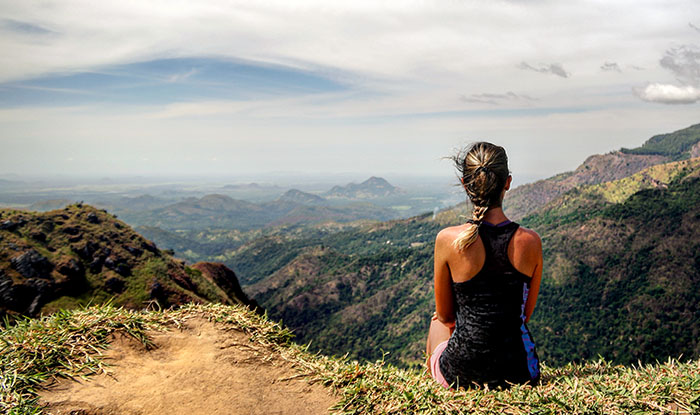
[277,189,327,205]
[119,191,399,231]
[326,176,403,199]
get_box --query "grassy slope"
[2,303,698,415]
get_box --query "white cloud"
[637,42,700,104]
[636,83,700,104]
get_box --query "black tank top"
[438,221,540,389]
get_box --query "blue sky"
[0,1,699,184]
[0,58,347,107]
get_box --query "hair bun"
[475,166,490,175]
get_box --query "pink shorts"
[429,340,451,389]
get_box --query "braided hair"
[451,142,510,251]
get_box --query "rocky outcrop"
[11,249,53,279]
[0,271,55,315]
[690,141,700,158]
[191,262,261,312]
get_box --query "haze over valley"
[3,123,699,370]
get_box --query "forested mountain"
[523,159,700,364]
[503,123,700,220]
[229,124,700,368]
[621,123,700,158]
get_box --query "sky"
[1,0,699,185]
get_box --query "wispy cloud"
[0,18,55,35]
[690,22,700,33]
[517,62,570,78]
[636,83,700,104]
[165,68,198,83]
[600,62,621,72]
[660,45,700,85]
[460,91,536,105]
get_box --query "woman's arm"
[434,230,455,329]
[523,231,543,323]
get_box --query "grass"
[1,302,699,414]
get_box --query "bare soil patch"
[38,316,337,415]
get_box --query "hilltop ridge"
[504,123,700,220]
[0,204,256,319]
[278,189,327,205]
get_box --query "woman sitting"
[426,142,542,389]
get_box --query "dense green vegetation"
[621,123,700,159]
[523,168,700,365]
[250,244,435,365]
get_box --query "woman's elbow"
[437,313,455,327]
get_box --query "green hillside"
[524,163,700,365]
[621,123,700,158]
[0,204,255,320]
[523,157,700,224]
[503,122,700,220]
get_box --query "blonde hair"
[451,142,510,250]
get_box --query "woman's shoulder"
[435,224,471,242]
[434,224,482,256]
[512,224,542,252]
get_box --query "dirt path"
[38,317,337,415]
